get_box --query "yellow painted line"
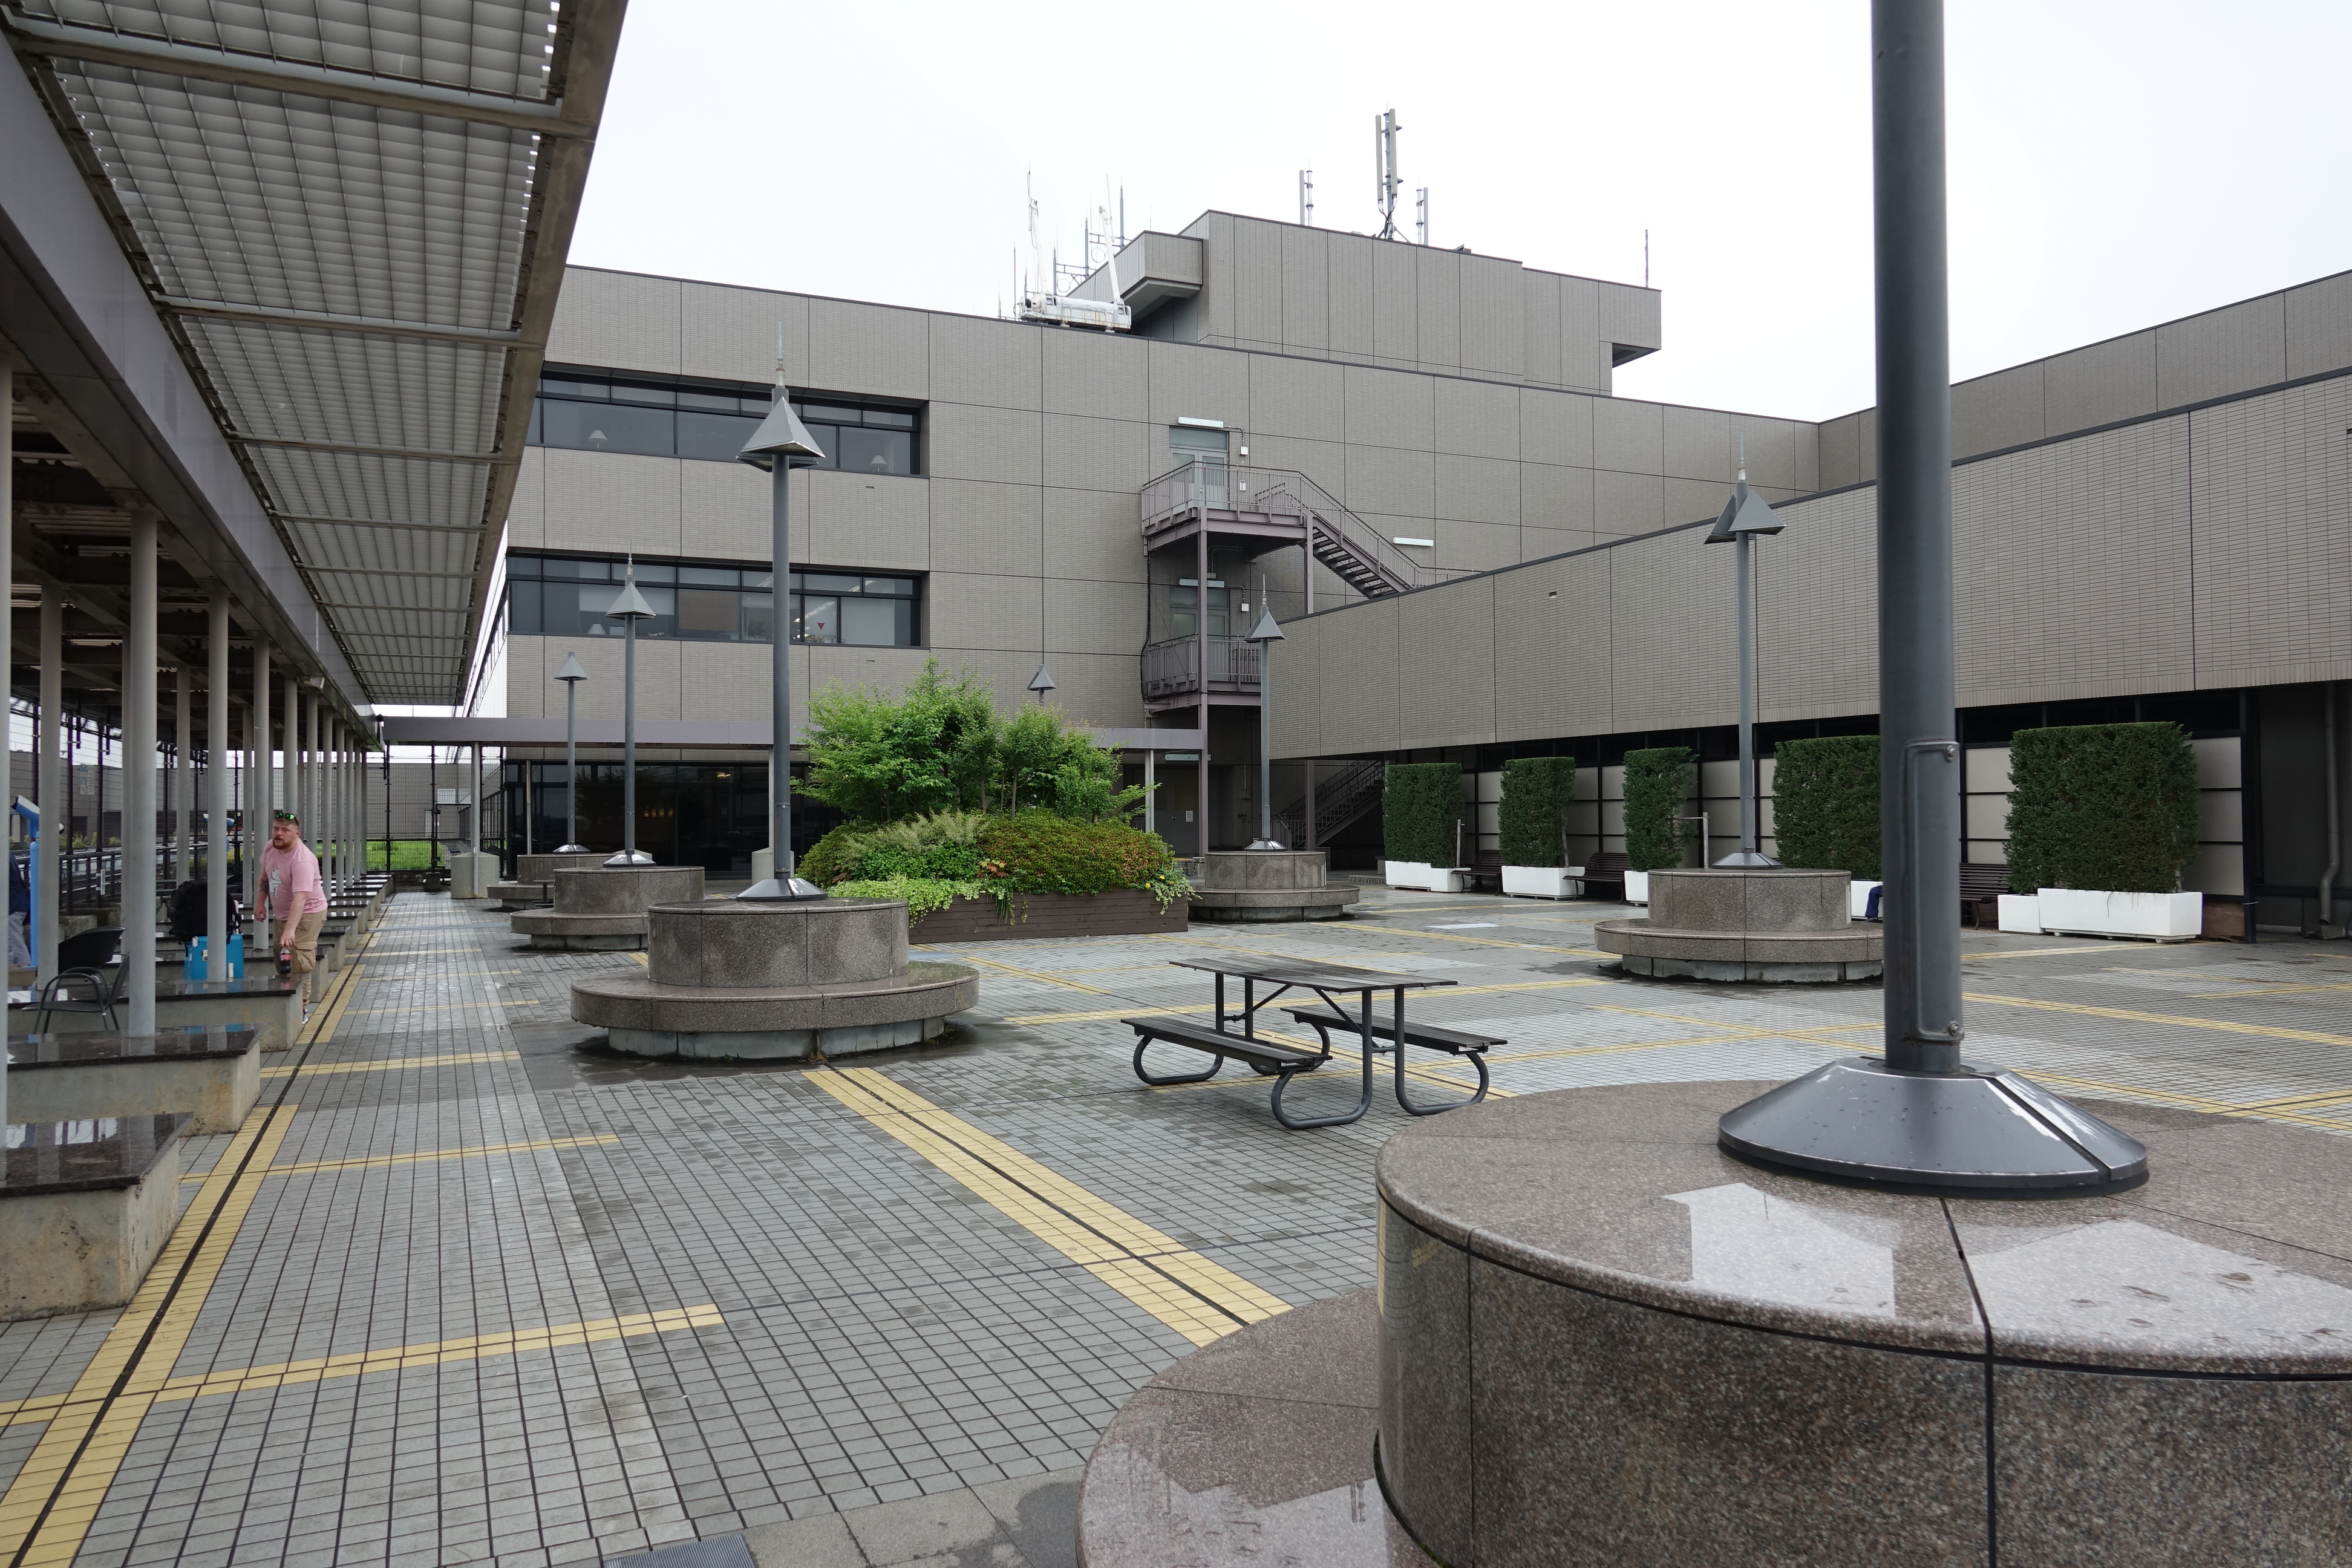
[306,961,362,1043]
[916,947,1120,996]
[1002,975,1610,1028]
[354,998,547,1014]
[2189,981,2352,997]
[1593,1002,1883,1048]
[175,1132,621,1182]
[1960,944,2134,959]
[1967,991,2352,1050]
[0,1105,296,1563]
[2228,1086,2352,1112]
[810,1068,1287,1345]
[627,951,648,967]
[1,1306,720,1427]
[153,1305,722,1403]
[361,946,485,958]
[261,1050,520,1079]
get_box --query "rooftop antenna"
[1644,229,1651,289]
[1026,172,1045,299]
[1416,186,1429,246]
[1299,169,1315,226]
[1374,109,1402,240]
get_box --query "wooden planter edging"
[910,889,1190,943]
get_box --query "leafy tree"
[1622,746,1696,872]
[801,659,1001,822]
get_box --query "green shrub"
[829,875,985,921]
[1622,746,1696,872]
[851,812,988,881]
[978,812,1183,900]
[1772,736,1881,878]
[1383,763,1463,866]
[799,822,877,887]
[2005,722,2198,893]
[1497,757,1578,867]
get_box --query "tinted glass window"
[530,366,920,472]
[507,552,920,648]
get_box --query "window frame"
[505,552,924,648]
[528,365,924,474]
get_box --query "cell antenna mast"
[1374,109,1402,240]
[1416,187,1429,246]
[1299,169,1315,226]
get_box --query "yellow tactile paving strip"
[261,1048,522,1079]
[1967,991,2352,1050]
[177,1131,620,1183]
[811,1068,1290,1347]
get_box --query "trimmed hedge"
[1498,757,1578,867]
[2005,722,2199,893]
[1622,746,1696,872]
[1772,736,1881,878]
[1383,763,1463,866]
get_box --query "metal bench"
[1579,851,1631,901]
[1123,1016,1342,1131]
[1959,863,2012,928]
[1281,1005,1498,1111]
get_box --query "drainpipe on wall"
[2324,682,2343,938]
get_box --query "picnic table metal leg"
[1132,1034,1221,1086]
[1388,986,1489,1115]
[1266,986,1377,1129]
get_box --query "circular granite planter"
[511,865,705,950]
[1595,867,1881,981]
[1374,1083,2352,1567]
[1186,849,1361,923]
[571,899,977,1059]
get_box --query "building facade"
[492,211,2349,926]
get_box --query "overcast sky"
[567,1,2350,425]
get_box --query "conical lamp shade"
[737,399,827,471]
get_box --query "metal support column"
[37,586,62,985]
[172,667,191,884]
[1197,518,1210,857]
[123,512,159,1034]
[207,594,230,969]
[250,642,270,926]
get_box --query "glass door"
[1169,425,1230,509]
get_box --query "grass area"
[367,840,451,871]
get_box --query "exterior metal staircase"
[1139,461,1462,599]
[1273,757,1385,849]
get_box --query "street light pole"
[1705,465,1781,867]
[602,564,655,867]
[554,653,587,853]
[1244,596,1285,849]
[735,346,828,901]
[1714,0,2148,1195]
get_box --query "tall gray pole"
[172,668,190,884]
[1736,532,1757,855]
[37,586,62,987]
[622,613,639,859]
[123,512,158,1034]
[566,679,581,850]
[1875,0,1964,1075]
[770,459,791,872]
[1259,647,1273,846]
[207,595,230,970]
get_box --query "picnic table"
[1122,955,1498,1130]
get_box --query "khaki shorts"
[272,910,327,977]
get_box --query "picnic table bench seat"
[1122,1016,1327,1080]
[1281,1005,1498,1102]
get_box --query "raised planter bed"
[1383,860,1471,893]
[1503,865,1585,900]
[909,889,1190,943]
[2002,887,2202,941]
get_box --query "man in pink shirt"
[260,811,328,987]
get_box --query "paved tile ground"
[4,887,2348,1567]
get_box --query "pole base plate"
[1719,1056,2148,1196]
[554,843,590,854]
[603,849,655,867]
[736,877,829,903]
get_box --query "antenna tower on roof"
[1374,109,1402,239]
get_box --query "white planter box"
[2034,888,2201,941]
[1998,894,2043,933]
[1384,860,1471,893]
[1503,866,1585,899]
[1849,880,1883,920]
[1622,869,1650,905]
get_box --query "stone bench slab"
[2,1114,189,1319]
[7,1028,262,1132]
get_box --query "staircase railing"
[1275,757,1385,848]
[1138,460,1468,598]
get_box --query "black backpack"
[167,880,244,941]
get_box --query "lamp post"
[1028,664,1056,703]
[1244,599,1284,849]
[1705,464,1782,867]
[735,359,828,901]
[1715,0,2146,1195]
[602,563,655,867]
[554,653,588,853]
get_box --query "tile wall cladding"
[1494,553,1614,743]
[1442,520,1522,575]
[1816,411,1864,491]
[2191,376,2352,688]
[1313,595,1402,757]
[800,471,930,575]
[2042,328,2158,437]
[547,633,684,722]
[1042,576,1148,658]
[1754,485,1877,724]
[1042,414,1155,494]
[930,314,1041,410]
[1396,577,1496,750]
[1025,651,1145,728]
[508,448,547,547]
[927,477,1042,576]
[680,279,806,384]
[1247,354,1347,442]
[1413,248,1465,373]
[1344,445,1436,520]
[1041,488,1148,585]
[1521,463,1596,532]
[1341,362,1434,450]
[1230,215,1284,347]
[2155,293,2288,411]
[679,642,776,723]
[1043,328,1151,422]
[927,571,1044,654]
[1279,224,1333,352]
[1272,617,1321,757]
[1658,403,1731,483]
[1461,253,1528,381]
[1609,523,1740,735]
[1954,416,2193,707]
[678,458,774,562]
[1951,362,2047,459]
[543,448,682,556]
[1592,468,1664,537]
[1434,454,1520,528]
[1519,387,1596,468]
[808,298,930,400]
[928,403,1042,486]
[547,267,682,373]
[1433,376,1521,460]
[2283,269,2352,380]
[1591,395,1664,476]
[1370,242,1420,366]
[1148,339,1250,430]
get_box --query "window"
[529,366,922,473]
[506,553,922,646]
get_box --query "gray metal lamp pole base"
[1713,849,1780,868]
[1719,1056,2148,1195]
[603,849,654,867]
[737,875,829,903]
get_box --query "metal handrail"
[1142,634,1263,698]
[1138,459,1466,597]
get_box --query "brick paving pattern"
[2,887,2347,1566]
